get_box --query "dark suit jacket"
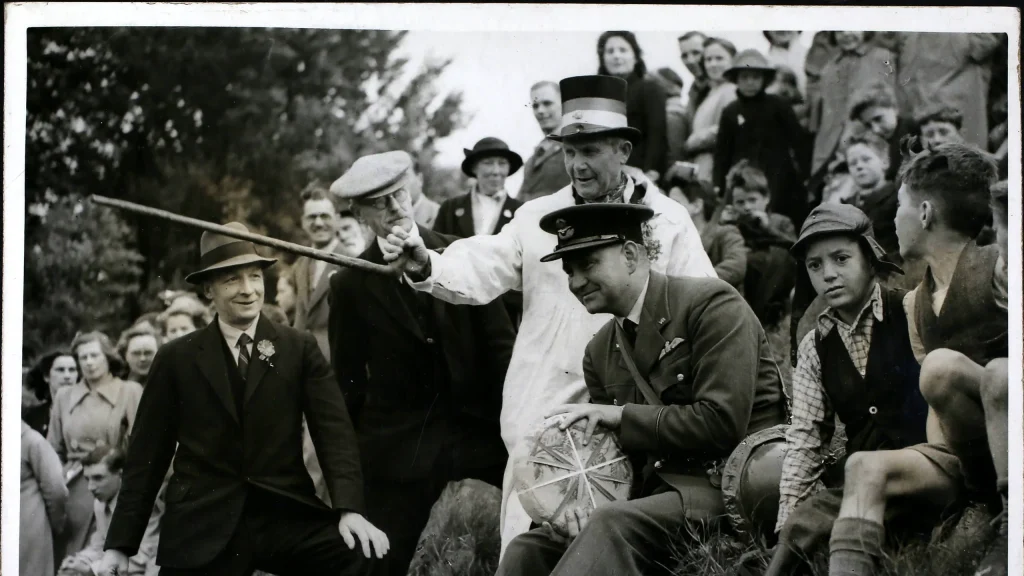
[293,245,347,359]
[328,228,516,481]
[432,192,524,325]
[625,72,669,175]
[433,191,522,238]
[104,316,363,569]
[583,272,787,494]
[518,142,570,203]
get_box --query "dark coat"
[714,91,811,226]
[328,228,516,482]
[104,316,362,569]
[624,72,669,175]
[700,222,747,291]
[583,272,787,493]
[433,192,522,238]
[518,141,571,203]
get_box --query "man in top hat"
[381,75,716,553]
[766,203,949,576]
[495,203,786,576]
[518,81,572,203]
[328,151,516,576]
[100,223,386,576]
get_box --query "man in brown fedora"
[100,223,387,576]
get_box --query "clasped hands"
[538,403,625,544]
[379,226,430,277]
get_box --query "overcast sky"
[398,30,815,193]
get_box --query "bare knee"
[981,358,1009,413]
[843,452,889,494]
[919,349,975,408]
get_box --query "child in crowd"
[807,142,1006,576]
[847,82,912,181]
[915,105,965,151]
[842,133,899,264]
[767,65,809,130]
[767,203,929,576]
[665,170,747,291]
[720,160,797,327]
[714,49,810,228]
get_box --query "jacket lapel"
[491,197,517,234]
[363,241,426,341]
[243,315,277,408]
[307,262,339,312]
[195,321,240,425]
[532,142,561,170]
[456,193,475,237]
[634,272,671,375]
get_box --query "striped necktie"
[237,333,252,380]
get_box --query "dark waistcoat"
[817,287,926,455]
[914,241,1008,365]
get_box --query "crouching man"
[496,204,787,575]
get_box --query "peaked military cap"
[331,150,413,200]
[546,75,642,144]
[539,203,654,262]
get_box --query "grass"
[403,316,1000,576]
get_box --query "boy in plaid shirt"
[765,202,951,576]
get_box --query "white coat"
[407,169,717,553]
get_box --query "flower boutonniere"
[503,209,513,219]
[737,114,745,126]
[257,340,276,367]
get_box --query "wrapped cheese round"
[513,416,634,533]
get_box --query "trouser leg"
[494,529,566,576]
[363,474,448,576]
[550,491,689,576]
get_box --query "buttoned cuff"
[619,404,665,454]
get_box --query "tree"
[24,28,468,356]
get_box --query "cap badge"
[572,111,584,120]
[558,226,574,240]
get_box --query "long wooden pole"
[90,195,397,277]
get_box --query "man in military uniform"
[494,203,787,575]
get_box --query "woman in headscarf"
[684,36,738,189]
[22,349,79,437]
[116,322,161,385]
[48,331,143,560]
[596,31,668,182]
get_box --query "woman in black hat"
[596,31,668,183]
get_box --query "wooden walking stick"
[90,195,398,277]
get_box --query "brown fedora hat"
[185,222,278,284]
[461,137,524,178]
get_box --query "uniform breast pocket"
[650,348,693,405]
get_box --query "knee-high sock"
[828,517,885,576]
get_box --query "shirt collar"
[472,184,507,206]
[375,223,421,255]
[68,378,120,410]
[618,275,651,326]
[219,314,260,348]
[817,282,884,336]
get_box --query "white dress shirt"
[218,315,259,365]
[471,186,507,235]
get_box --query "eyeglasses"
[357,188,410,210]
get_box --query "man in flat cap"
[329,151,516,576]
[100,223,386,576]
[494,203,785,576]
[383,75,717,553]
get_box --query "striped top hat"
[546,75,642,143]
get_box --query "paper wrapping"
[513,416,633,533]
